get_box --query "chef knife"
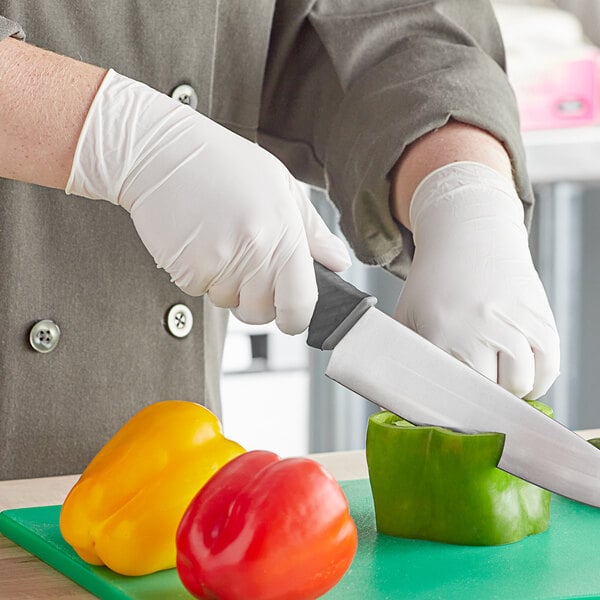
[307,262,600,508]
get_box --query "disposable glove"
[66,69,351,334]
[394,162,559,399]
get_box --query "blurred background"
[221,0,600,456]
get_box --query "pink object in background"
[515,50,600,131]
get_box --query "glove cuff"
[65,68,123,202]
[65,68,192,208]
[409,161,525,235]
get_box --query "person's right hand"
[66,70,350,334]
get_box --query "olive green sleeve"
[0,15,24,41]
[258,0,533,279]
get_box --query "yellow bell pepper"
[59,400,245,576]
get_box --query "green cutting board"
[2,479,600,599]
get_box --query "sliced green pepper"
[366,401,553,546]
[587,438,600,450]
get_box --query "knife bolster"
[321,299,377,350]
[307,263,376,350]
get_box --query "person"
[0,1,560,480]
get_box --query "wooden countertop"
[3,431,600,599]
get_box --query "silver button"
[29,319,61,353]
[166,304,193,338]
[170,84,198,110]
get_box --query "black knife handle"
[307,262,377,351]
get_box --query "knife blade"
[307,262,600,507]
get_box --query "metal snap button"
[29,319,61,353]
[170,83,198,110]
[166,304,193,339]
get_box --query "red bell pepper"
[176,450,358,600]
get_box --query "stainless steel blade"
[326,307,600,507]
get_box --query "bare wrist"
[0,37,107,189]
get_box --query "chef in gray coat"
[0,1,560,480]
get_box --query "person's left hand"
[394,162,560,399]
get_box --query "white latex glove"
[66,70,351,334]
[394,162,560,399]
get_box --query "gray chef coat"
[0,0,532,480]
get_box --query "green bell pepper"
[366,401,553,546]
[587,438,600,450]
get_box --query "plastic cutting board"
[2,479,600,599]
